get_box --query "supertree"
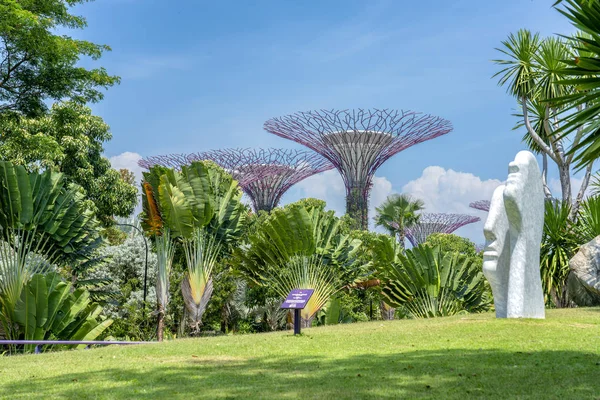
[264,109,452,229]
[187,148,334,212]
[404,213,481,247]
[138,154,190,171]
[469,200,491,212]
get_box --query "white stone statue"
[482,150,545,319]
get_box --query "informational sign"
[280,289,314,310]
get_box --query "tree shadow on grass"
[3,348,600,399]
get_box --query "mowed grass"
[2,309,600,399]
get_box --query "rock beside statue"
[568,236,600,306]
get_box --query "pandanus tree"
[141,161,247,337]
[0,161,103,340]
[493,29,594,215]
[235,201,364,327]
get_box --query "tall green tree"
[549,0,600,168]
[374,194,424,249]
[493,30,594,213]
[0,0,119,116]
[0,101,137,225]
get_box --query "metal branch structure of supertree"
[264,109,452,229]
[469,200,491,212]
[138,154,190,171]
[404,213,481,247]
[187,148,334,212]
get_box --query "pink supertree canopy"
[139,148,333,212]
[404,213,481,247]
[264,109,452,229]
[469,200,491,212]
[189,148,334,212]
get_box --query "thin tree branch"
[571,161,594,220]
[522,97,560,164]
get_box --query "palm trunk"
[398,230,406,251]
[380,301,395,320]
[542,153,553,199]
[157,304,165,342]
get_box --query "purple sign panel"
[280,289,314,309]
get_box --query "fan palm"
[374,240,490,318]
[141,161,247,333]
[374,194,424,249]
[235,202,365,327]
[0,162,102,340]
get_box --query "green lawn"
[1,309,600,399]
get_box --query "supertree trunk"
[346,185,369,230]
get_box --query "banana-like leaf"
[10,273,111,351]
[376,243,490,318]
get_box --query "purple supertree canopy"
[469,200,491,212]
[264,109,452,229]
[405,213,481,247]
[138,154,190,171]
[188,148,334,212]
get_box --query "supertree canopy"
[264,109,452,229]
[404,213,480,247]
[187,148,334,212]
[138,154,190,171]
[469,200,491,212]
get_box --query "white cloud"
[292,170,394,229]
[401,166,502,245]
[109,151,144,185]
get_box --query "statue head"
[503,151,544,235]
[481,150,545,319]
[483,185,509,276]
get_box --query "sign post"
[280,289,314,335]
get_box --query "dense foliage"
[375,241,491,318]
[0,0,119,116]
[0,102,138,224]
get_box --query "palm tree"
[493,29,594,215]
[374,194,424,249]
[551,1,600,168]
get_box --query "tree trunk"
[542,153,553,199]
[398,230,406,251]
[571,162,594,220]
[157,304,165,342]
[380,301,395,320]
[559,163,572,204]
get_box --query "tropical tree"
[374,240,491,318]
[374,194,424,249]
[0,0,119,116]
[549,0,600,168]
[235,201,364,327]
[493,29,594,214]
[141,161,247,334]
[0,161,103,339]
[11,272,112,353]
[0,102,138,225]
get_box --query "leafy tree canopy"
[0,0,119,116]
[424,233,478,257]
[0,101,137,225]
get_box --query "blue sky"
[71,0,580,243]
